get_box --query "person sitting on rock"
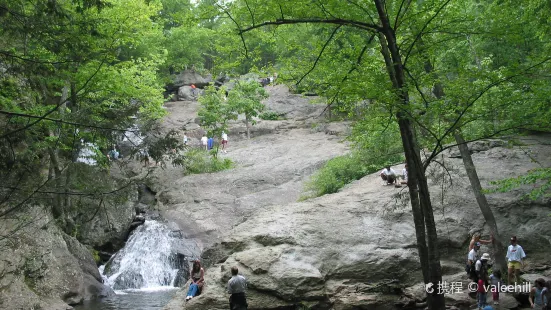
[186,259,205,301]
[380,165,398,185]
[469,232,493,252]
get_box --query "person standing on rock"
[506,236,526,284]
[227,266,248,310]
[530,278,546,309]
[207,137,214,151]
[201,135,208,151]
[467,242,481,281]
[542,280,551,310]
[475,253,491,283]
[186,260,205,301]
[380,165,398,185]
[221,131,228,153]
[183,132,188,146]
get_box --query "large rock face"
[0,206,113,310]
[160,130,551,309]
[154,85,551,309]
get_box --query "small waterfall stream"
[76,219,200,310]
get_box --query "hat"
[481,253,491,261]
[511,236,517,241]
[474,242,481,247]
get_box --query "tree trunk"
[454,132,506,270]
[245,115,251,139]
[374,1,445,308]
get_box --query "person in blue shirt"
[207,137,214,150]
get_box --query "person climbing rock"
[380,165,397,185]
[469,232,493,252]
[191,84,197,97]
[506,236,526,284]
[227,266,248,310]
[183,132,188,146]
[186,260,204,301]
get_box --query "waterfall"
[101,220,199,291]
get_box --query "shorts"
[508,261,521,269]
[381,174,396,183]
[222,140,228,145]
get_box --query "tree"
[216,0,551,308]
[198,85,236,155]
[227,80,268,139]
[0,0,167,235]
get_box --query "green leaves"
[198,85,235,138]
[486,168,551,200]
[227,80,268,119]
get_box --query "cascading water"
[75,220,200,310]
[101,220,197,291]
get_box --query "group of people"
[380,164,408,186]
[466,234,550,309]
[260,73,277,87]
[200,131,229,153]
[185,259,249,310]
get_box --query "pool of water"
[74,288,179,310]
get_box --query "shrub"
[259,111,282,120]
[184,148,233,174]
[302,151,403,199]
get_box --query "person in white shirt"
[400,164,408,185]
[201,135,208,151]
[380,165,398,185]
[467,242,481,281]
[506,236,526,284]
[183,133,188,146]
[221,131,228,153]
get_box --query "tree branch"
[296,25,342,86]
[239,18,382,34]
[403,0,453,67]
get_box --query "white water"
[76,142,98,165]
[101,220,195,291]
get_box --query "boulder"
[170,70,208,89]
[178,86,203,101]
[73,182,139,253]
[0,206,113,310]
